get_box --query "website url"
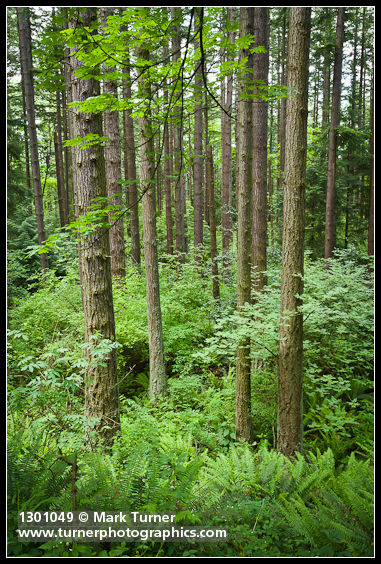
[17,525,228,543]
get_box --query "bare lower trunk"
[123,36,141,268]
[171,8,186,262]
[17,7,48,273]
[235,7,254,443]
[163,48,174,256]
[193,8,204,262]
[70,8,120,449]
[101,8,125,280]
[367,64,374,265]
[138,45,167,400]
[277,7,311,458]
[206,145,220,301]
[324,8,345,260]
[221,8,235,280]
[252,7,269,294]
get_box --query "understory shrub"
[191,252,374,460]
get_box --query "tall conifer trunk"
[55,87,69,227]
[163,46,174,256]
[171,7,186,262]
[324,8,345,260]
[221,8,235,280]
[193,7,204,263]
[17,7,48,273]
[206,144,220,301]
[122,30,141,268]
[367,63,374,266]
[101,7,125,280]
[70,8,120,448]
[252,7,269,294]
[235,7,254,443]
[277,7,311,458]
[137,44,167,400]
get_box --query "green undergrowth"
[7,413,374,557]
[7,250,374,556]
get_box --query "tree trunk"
[193,8,204,263]
[324,8,345,261]
[101,7,125,280]
[278,9,288,196]
[206,145,220,301]
[277,7,311,458]
[349,8,358,128]
[54,131,67,228]
[171,7,186,263]
[137,44,167,400]
[252,7,269,295]
[221,8,235,280]
[235,7,254,443]
[62,7,73,222]
[367,62,374,265]
[163,45,174,256]
[358,8,366,129]
[122,32,141,268]
[17,7,48,273]
[156,125,162,217]
[203,93,210,228]
[55,87,69,227]
[321,10,333,131]
[268,96,274,248]
[20,79,31,194]
[70,7,120,449]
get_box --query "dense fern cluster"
[7,430,373,557]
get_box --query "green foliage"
[7,245,373,556]
[27,195,126,259]
[7,268,83,370]
[8,428,373,557]
[305,124,371,257]
[191,253,373,459]
[302,251,374,459]
[112,256,218,396]
[7,428,74,556]
[63,133,110,148]
[276,454,374,556]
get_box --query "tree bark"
[163,45,174,256]
[358,8,366,130]
[278,9,288,196]
[221,8,235,280]
[193,8,204,262]
[321,10,333,131]
[70,7,120,448]
[101,7,126,280]
[203,93,210,228]
[55,85,69,227]
[206,145,220,301]
[235,7,254,443]
[252,7,269,295]
[62,7,74,223]
[367,62,374,265]
[324,8,345,261]
[17,7,48,273]
[137,44,167,400]
[277,7,311,458]
[171,7,186,263]
[122,30,141,268]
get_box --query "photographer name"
[93,512,176,525]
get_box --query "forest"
[7,6,374,558]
